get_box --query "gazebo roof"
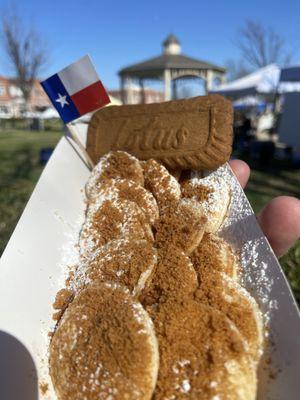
[119,54,225,78]
[119,36,226,79]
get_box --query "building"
[0,76,12,117]
[0,76,50,118]
[119,34,226,104]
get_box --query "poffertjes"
[72,239,157,296]
[86,178,159,226]
[50,284,159,400]
[142,159,181,211]
[147,299,256,400]
[50,151,263,400]
[85,151,144,197]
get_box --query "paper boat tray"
[0,125,299,399]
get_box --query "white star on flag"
[55,93,69,108]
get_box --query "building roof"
[119,53,226,78]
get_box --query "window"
[0,105,8,113]
[0,86,6,96]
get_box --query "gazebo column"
[205,70,213,93]
[139,78,145,104]
[172,79,177,100]
[127,77,134,104]
[164,69,171,101]
[120,76,125,104]
[220,74,226,84]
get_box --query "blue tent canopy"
[280,65,300,82]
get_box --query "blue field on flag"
[41,74,80,123]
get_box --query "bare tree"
[1,7,47,110]
[236,19,292,70]
[225,59,251,81]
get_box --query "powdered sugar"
[181,379,191,393]
[85,152,109,195]
[186,173,231,233]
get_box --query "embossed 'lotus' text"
[115,117,189,151]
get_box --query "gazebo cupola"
[119,34,226,103]
[163,34,181,55]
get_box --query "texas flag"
[41,55,110,123]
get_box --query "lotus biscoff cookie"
[86,95,233,170]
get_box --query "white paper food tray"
[0,123,299,399]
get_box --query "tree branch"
[1,7,48,106]
[235,19,292,70]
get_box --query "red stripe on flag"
[71,80,110,115]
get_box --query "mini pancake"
[142,159,181,211]
[87,178,159,226]
[191,232,238,280]
[79,199,154,260]
[191,234,262,361]
[195,272,263,362]
[50,284,159,400]
[141,246,198,306]
[181,175,231,233]
[73,239,157,296]
[155,198,207,255]
[86,151,144,198]
[148,299,256,400]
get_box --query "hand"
[229,160,300,257]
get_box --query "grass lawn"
[0,129,62,255]
[0,128,299,303]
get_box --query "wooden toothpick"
[65,123,95,170]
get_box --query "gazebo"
[118,34,226,103]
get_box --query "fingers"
[257,196,300,257]
[228,159,250,189]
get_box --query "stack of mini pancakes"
[50,151,263,400]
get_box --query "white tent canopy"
[212,64,300,99]
[211,64,280,99]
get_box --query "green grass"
[0,129,299,303]
[245,169,300,213]
[280,243,300,304]
[0,129,62,254]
